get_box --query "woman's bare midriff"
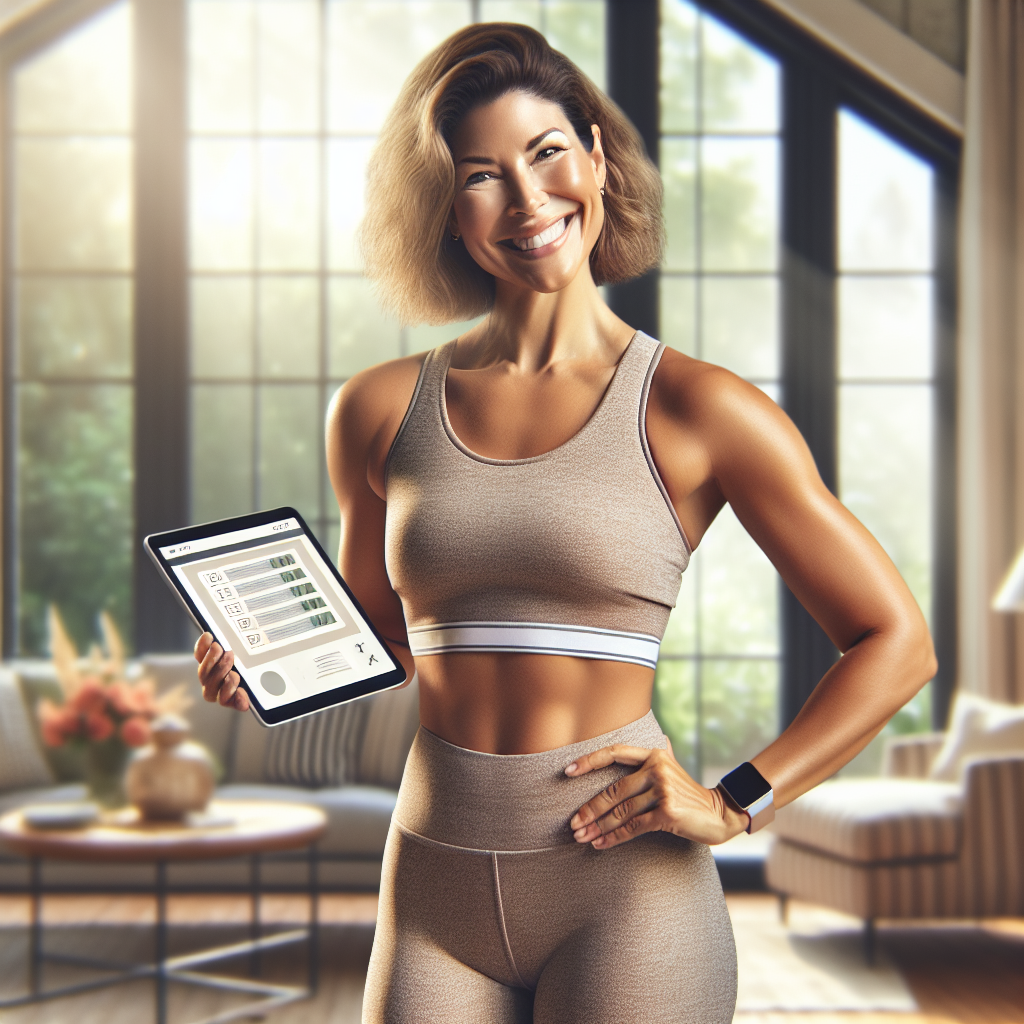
[414,651,655,754]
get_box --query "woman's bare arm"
[681,365,936,804]
[324,357,426,685]
[567,353,935,847]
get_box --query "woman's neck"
[458,267,634,371]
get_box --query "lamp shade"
[993,547,1024,611]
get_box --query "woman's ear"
[447,210,461,241]
[589,124,607,190]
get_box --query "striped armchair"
[765,733,1024,959]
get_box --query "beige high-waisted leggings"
[362,711,737,1023]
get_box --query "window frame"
[679,0,960,730]
[0,0,959,735]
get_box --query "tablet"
[145,508,407,726]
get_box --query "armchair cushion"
[882,732,945,778]
[930,694,1024,783]
[773,778,962,863]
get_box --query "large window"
[837,109,937,734]
[2,0,959,747]
[6,2,134,653]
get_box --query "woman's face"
[449,90,606,295]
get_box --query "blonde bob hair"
[360,23,664,326]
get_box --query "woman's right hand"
[194,633,250,712]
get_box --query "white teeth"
[514,216,569,251]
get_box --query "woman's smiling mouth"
[500,212,576,255]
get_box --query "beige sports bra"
[383,331,691,670]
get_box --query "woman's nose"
[506,168,547,216]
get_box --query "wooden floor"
[0,893,1020,1023]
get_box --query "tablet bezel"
[145,506,407,726]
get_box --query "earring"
[451,231,460,240]
[599,188,605,196]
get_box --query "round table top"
[0,800,327,863]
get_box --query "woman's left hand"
[566,743,750,848]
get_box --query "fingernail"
[574,827,588,840]
[565,762,577,774]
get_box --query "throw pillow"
[930,692,1024,782]
[0,669,55,792]
[263,698,370,788]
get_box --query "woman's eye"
[536,146,565,161]
[464,171,493,187]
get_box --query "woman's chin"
[492,248,593,296]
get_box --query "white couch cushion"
[0,669,54,792]
[215,783,396,856]
[773,778,962,863]
[929,693,1024,782]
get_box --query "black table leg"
[155,860,168,1024]
[249,853,262,977]
[308,844,319,995]
[29,857,41,996]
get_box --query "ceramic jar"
[126,714,215,821]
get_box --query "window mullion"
[931,165,958,729]
[779,58,839,728]
[606,0,659,338]
[134,0,192,652]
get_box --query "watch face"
[720,762,772,809]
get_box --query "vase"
[126,715,215,821]
[85,738,132,809]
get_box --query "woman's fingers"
[194,633,250,713]
[590,809,663,849]
[569,764,653,833]
[573,784,662,844]
[231,686,251,712]
[194,632,214,663]
[197,638,234,703]
[567,745,742,847]
[217,669,241,707]
[564,743,651,777]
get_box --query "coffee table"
[0,799,327,1024]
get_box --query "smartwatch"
[717,762,774,833]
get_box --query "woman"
[196,23,935,1023]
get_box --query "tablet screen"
[153,512,402,719]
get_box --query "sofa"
[0,654,420,894]
[766,693,1024,958]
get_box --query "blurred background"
[2,0,958,784]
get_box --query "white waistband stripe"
[407,622,661,670]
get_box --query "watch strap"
[745,791,775,833]
[718,762,774,834]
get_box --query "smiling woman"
[195,20,937,1024]
[359,22,661,324]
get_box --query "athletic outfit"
[364,332,737,1023]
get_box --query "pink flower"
[107,682,134,717]
[38,699,67,747]
[120,716,151,748]
[130,680,158,717]
[84,711,115,742]
[73,680,108,716]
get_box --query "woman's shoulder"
[326,352,433,493]
[329,352,429,436]
[650,344,777,425]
